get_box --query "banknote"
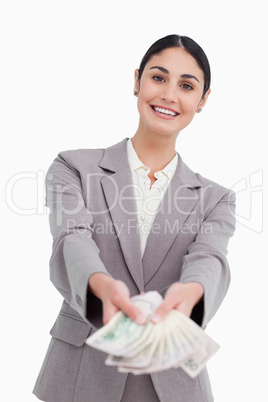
[86,291,162,356]
[85,291,219,378]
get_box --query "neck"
[131,125,178,173]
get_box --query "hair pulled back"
[138,34,211,97]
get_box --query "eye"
[152,75,165,82]
[180,83,193,91]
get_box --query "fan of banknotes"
[85,291,219,378]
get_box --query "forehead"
[145,47,204,81]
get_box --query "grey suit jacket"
[33,138,236,402]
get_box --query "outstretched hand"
[89,273,146,325]
[151,282,204,324]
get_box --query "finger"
[102,303,119,325]
[119,298,146,325]
[151,300,173,324]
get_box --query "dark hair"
[138,34,211,97]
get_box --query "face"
[134,47,211,137]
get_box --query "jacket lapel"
[142,155,203,286]
[99,139,144,292]
[98,139,203,290]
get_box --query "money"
[85,291,219,378]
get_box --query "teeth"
[153,106,177,116]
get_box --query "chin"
[147,119,184,137]
[149,125,180,137]
[139,115,181,137]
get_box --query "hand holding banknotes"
[151,282,204,324]
[88,273,146,325]
[86,291,220,378]
[89,273,204,326]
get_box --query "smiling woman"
[137,35,211,95]
[33,34,236,402]
[133,36,211,146]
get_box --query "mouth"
[150,105,180,119]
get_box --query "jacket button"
[75,295,82,306]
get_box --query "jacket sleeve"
[45,151,110,324]
[179,189,236,328]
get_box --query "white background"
[1,1,267,401]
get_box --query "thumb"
[120,298,146,325]
[151,300,174,324]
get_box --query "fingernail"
[135,314,146,325]
[151,313,162,324]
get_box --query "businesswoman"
[33,34,236,402]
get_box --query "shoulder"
[59,148,105,166]
[177,154,235,201]
[193,173,236,222]
[48,147,106,176]
[196,173,235,199]
[50,138,128,173]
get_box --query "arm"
[46,152,145,327]
[152,190,236,327]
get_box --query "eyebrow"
[150,66,169,74]
[181,73,200,83]
[149,66,200,83]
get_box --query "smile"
[150,105,179,119]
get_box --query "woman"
[33,34,236,402]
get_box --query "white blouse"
[127,138,178,257]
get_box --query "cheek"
[180,96,200,115]
[137,87,154,115]
[138,81,159,103]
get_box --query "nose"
[160,83,178,103]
